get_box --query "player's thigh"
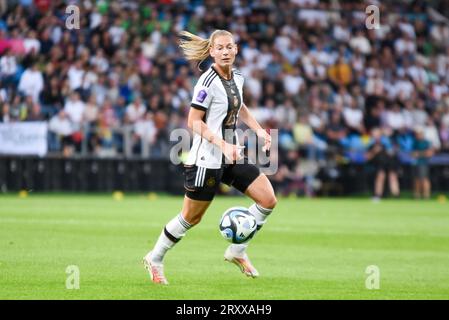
[244,173,277,209]
[183,165,222,224]
[222,163,260,195]
[222,163,277,209]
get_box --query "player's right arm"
[187,108,243,162]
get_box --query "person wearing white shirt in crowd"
[412,100,429,127]
[89,6,102,29]
[67,61,85,91]
[283,67,304,96]
[394,33,416,56]
[335,86,353,109]
[440,106,449,149]
[0,88,7,104]
[385,104,405,132]
[49,110,73,137]
[256,44,273,70]
[430,78,449,101]
[90,48,109,73]
[303,56,326,83]
[83,94,99,124]
[343,100,364,134]
[0,48,18,80]
[82,65,99,92]
[291,0,319,7]
[349,29,371,55]
[246,69,262,101]
[134,111,157,148]
[402,100,415,130]
[125,96,146,124]
[351,49,365,73]
[275,99,297,128]
[395,74,415,101]
[309,100,328,134]
[398,18,416,39]
[23,30,41,55]
[18,63,44,103]
[406,61,429,88]
[280,39,302,65]
[297,7,328,28]
[310,42,331,66]
[109,18,125,46]
[274,29,291,54]
[242,39,259,63]
[365,70,385,97]
[430,23,449,47]
[64,91,85,129]
[424,118,441,151]
[333,20,351,43]
[49,110,75,157]
[436,47,449,78]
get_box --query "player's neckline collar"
[211,65,233,81]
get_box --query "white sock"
[148,213,192,264]
[229,203,273,257]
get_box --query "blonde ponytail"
[178,30,234,62]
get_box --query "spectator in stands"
[125,95,146,125]
[294,113,327,162]
[48,110,74,157]
[133,111,157,156]
[97,99,120,155]
[39,76,64,119]
[0,48,18,86]
[440,106,449,150]
[83,94,100,153]
[17,62,43,103]
[326,110,347,149]
[26,101,43,121]
[385,103,406,134]
[64,91,85,129]
[424,118,441,151]
[328,56,353,89]
[1,102,11,122]
[365,101,384,132]
[343,98,365,135]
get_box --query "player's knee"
[260,194,277,210]
[188,216,202,226]
[183,210,205,226]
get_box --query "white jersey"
[186,65,244,169]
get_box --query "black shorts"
[372,155,400,172]
[413,164,429,179]
[183,162,261,201]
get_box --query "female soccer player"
[143,30,277,284]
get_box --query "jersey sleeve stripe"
[191,103,208,111]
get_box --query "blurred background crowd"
[1,0,449,197]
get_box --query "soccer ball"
[219,207,257,244]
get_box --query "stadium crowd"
[1,0,449,196]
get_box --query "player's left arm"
[239,103,271,151]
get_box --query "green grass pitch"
[1,193,449,299]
